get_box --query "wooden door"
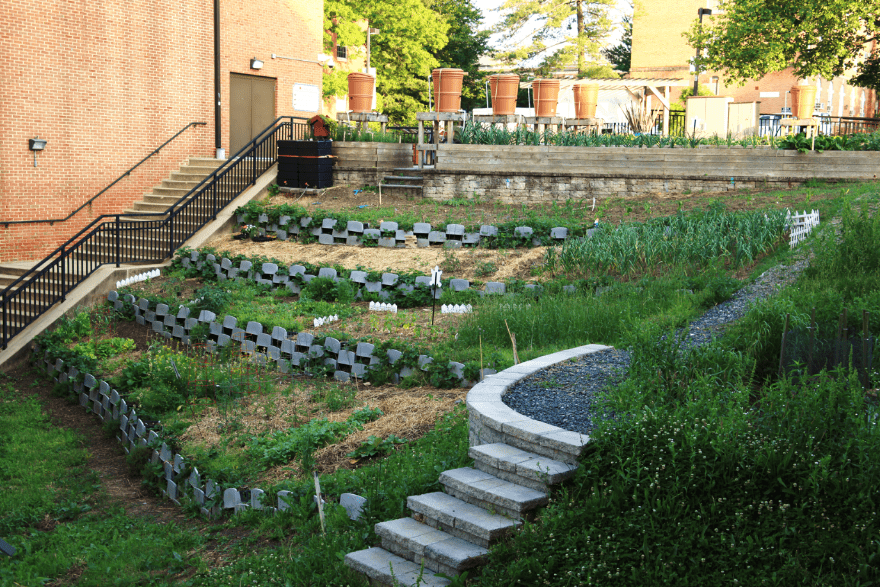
[230,73,276,154]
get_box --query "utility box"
[686,96,734,138]
[727,102,761,138]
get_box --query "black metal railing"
[3,121,208,226]
[1,116,310,349]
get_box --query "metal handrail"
[1,116,312,349]
[3,121,208,226]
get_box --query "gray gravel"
[502,256,810,434]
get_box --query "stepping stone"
[345,547,450,587]
[340,493,367,521]
[376,517,488,575]
[439,467,547,520]
[407,492,520,548]
[469,443,577,491]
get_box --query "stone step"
[345,547,451,587]
[439,467,547,520]
[469,442,578,492]
[187,157,224,168]
[376,517,488,576]
[407,491,520,549]
[384,175,423,181]
[380,184,423,191]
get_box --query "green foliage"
[601,13,631,73]
[250,407,384,468]
[672,83,714,110]
[493,0,615,75]
[805,199,880,291]
[550,205,788,278]
[71,337,135,361]
[301,276,356,304]
[475,334,880,585]
[326,0,450,124]
[347,434,407,459]
[686,0,880,86]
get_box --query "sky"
[471,0,631,51]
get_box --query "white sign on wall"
[759,92,780,98]
[292,83,320,112]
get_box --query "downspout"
[214,0,224,159]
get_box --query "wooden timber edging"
[332,142,413,184]
[433,144,880,181]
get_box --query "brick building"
[0,0,323,262]
[630,0,876,117]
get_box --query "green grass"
[0,375,203,586]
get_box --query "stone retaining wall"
[466,345,611,465]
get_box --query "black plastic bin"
[278,140,332,157]
[299,158,335,189]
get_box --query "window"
[336,45,348,60]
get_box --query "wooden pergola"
[521,77,691,136]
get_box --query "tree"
[494,0,615,76]
[602,14,631,73]
[429,0,491,111]
[325,0,449,123]
[685,0,880,87]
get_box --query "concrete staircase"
[344,442,578,586]
[378,168,424,199]
[122,158,225,217]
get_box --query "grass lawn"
[7,179,880,585]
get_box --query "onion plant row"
[547,207,789,277]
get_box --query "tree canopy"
[324,0,450,123]
[685,0,880,88]
[494,0,615,76]
[602,14,631,73]
[429,0,491,111]
[324,0,492,122]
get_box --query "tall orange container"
[432,68,465,112]
[347,73,375,113]
[573,82,600,118]
[489,74,520,115]
[533,79,560,117]
[790,85,817,119]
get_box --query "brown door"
[230,73,276,154]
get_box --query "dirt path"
[7,362,193,526]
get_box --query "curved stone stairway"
[344,346,603,586]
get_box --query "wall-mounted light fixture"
[250,58,264,70]
[28,137,47,167]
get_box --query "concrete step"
[157,179,203,190]
[345,547,450,587]
[141,193,189,205]
[469,442,578,492]
[375,517,488,576]
[380,184,423,190]
[383,175,423,184]
[151,186,193,198]
[407,491,520,549]
[187,157,224,168]
[169,171,215,183]
[439,467,547,520]
[129,201,173,213]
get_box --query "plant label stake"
[314,471,326,536]
[430,266,442,325]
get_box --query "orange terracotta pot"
[347,73,375,113]
[790,85,817,119]
[573,82,600,119]
[432,68,465,112]
[533,79,560,117]
[489,74,520,115]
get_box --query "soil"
[266,179,846,227]
[206,233,548,283]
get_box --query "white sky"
[472,0,631,53]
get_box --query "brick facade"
[0,0,322,262]
[630,0,876,117]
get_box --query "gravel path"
[502,256,810,434]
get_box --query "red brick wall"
[0,0,324,263]
[219,0,324,152]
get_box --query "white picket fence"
[787,209,820,248]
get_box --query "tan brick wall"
[631,0,876,116]
[0,0,323,262]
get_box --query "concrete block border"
[466,344,612,466]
